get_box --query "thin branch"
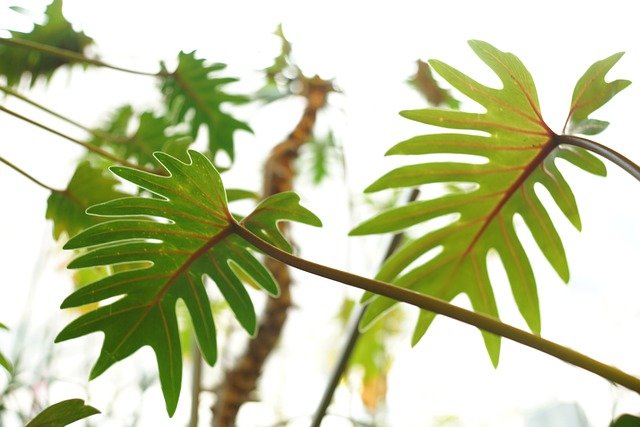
[0,37,167,77]
[189,340,203,427]
[0,84,129,143]
[0,105,145,171]
[233,220,640,395]
[310,188,420,427]
[0,155,62,192]
[559,134,640,182]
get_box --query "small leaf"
[58,150,320,415]
[25,399,100,427]
[569,118,610,136]
[611,414,640,427]
[565,52,630,135]
[46,161,128,240]
[0,0,94,87]
[161,51,251,163]
[226,188,259,203]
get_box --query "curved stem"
[559,134,640,182]
[233,221,640,395]
[0,84,129,143]
[0,105,145,172]
[0,155,62,192]
[0,37,166,77]
[310,188,420,427]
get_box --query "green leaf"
[565,52,630,135]
[25,399,100,427]
[46,161,128,240]
[0,0,94,87]
[407,59,460,109]
[161,51,251,163]
[611,414,640,427]
[87,107,193,167]
[57,150,320,415]
[352,41,625,365]
[0,322,12,374]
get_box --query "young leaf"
[0,322,12,374]
[565,52,630,136]
[352,41,628,365]
[25,399,100,427]
[0,0,94,87]
[57,150,321,415]
[46,161,128,240]
[161,52,251,163]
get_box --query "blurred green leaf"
[0,322,12,374]
[353,42,626,366]
[0,0,94,87]
[25,399,99,427]
[46,161,128,240]
[161,51,251,163]
[611,414,640,427]
[565,52,630,136]
[57,150,321,415]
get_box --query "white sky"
[1,0,640,426]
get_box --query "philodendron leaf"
[565,52,630,136]
[46,161,128,240]
[352,41,628,366]
[161,51,252,163]
[0,322,12,374]
[57,150,321,415]
[25,399,100,427]
[0,0,94,87]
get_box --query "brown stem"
[211,76,333,427]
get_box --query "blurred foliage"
[0,323,11,374]
[0,0,94,87]
[337,298,404,412]
[612,414,640,427]
[25,399,99,427]
[254,24,300,104]
[299,131,343,186]
[45,161,128,240]
[407,60,460,109]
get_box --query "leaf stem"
[0,155,61,192]
[559,134,640,182]
[0,105,144,171]
[310,188,420,427]
[233,221,640,395]
[0,84,129,143]
[0,37,167,77]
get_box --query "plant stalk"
[0,37,165,77]
[0,105,145,171]
[0,84,129,143]
[0,155,62,193]
[310,188,420,427]
[233,221,640,395]
[559,134,640,182]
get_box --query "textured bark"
[212,76,332,427]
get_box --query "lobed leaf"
[353,41,627,365]
[57,150,320,415]
[161,51,251,163]
[0,0,94,87]
[25,399,100,427]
